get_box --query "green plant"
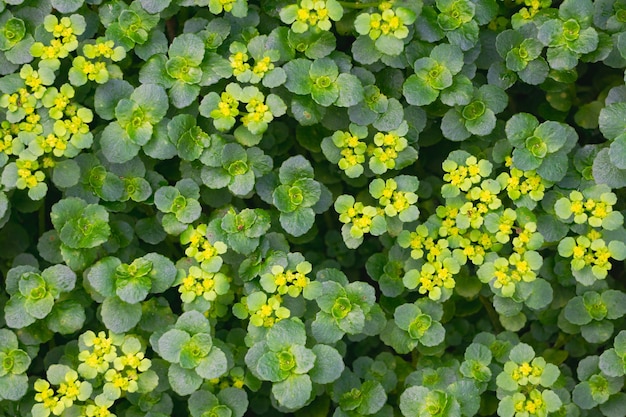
[3,0,626,416]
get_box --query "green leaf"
[279,208,315,237]
[272,374,312,410]
[336,73,364,108]
[0,373,28,401]
[403,73,439,106]
[46,299,85,335]
[189,390,220,417]
[51,160,81,189]
[196,347,228,379]
[311,311,344,343]
[257,351,291,382]
[284,59,313,95]
[267,318,306,351]
[168,363,203,396]
[279,155,314,184]
[158,328,190,364]
[593,148,626,188]
[357,380,387,415]
[115,273,151,304]
[86,257,121,298]
[218,388,248,417]
[4,296,36,329]
[144,253,177,293]
[101,296,142,333]
[101,122,141,164]
[94,80,134,120]
[23,292,53,319]
[309,344,344,384]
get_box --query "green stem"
[552,332,571,350]
[479,295,503,333]
[39,201,46,237]
[338,1,380,9]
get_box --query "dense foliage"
[1,0,626,415]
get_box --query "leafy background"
[1,0,626,416]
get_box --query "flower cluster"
[30,15,85,64]
[279,0,344,33]
[497,344,562,417]
[33,332,154,417]
[260,261,311,298]
[234,291,291,328]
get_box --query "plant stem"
[479,294,503,333]
[338,1,380,9]
[39,201,46,237]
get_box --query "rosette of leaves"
[537,0,599,70]
[155,311,229,396]
[380,298,445,354]
[154,178,202,233]
[0,329,31,401]
[238,233,290,281]
[352,352,399,394]
[166,114,212,162]
[415,0,497,52]
[495,26,549,85]
[598,101,626,171]
[366,245,408,297]
[103,1,160,51]
[404,358,482,412]
[505,112,578,182]
[310,269,378,343]
[283,57,364,108]
[188,388,248,417]
[563,289,626,344]
[440,84,508,141]
[85,253,176,332]
[100,83,169,164]
[201,138,272,197]
[207,207,271,255]
[347,85,392,126]
[438,0,496,50]
[245,318,344,411]
[331,371,388,417]
[263,155,330,236]
[0,12,32,62]
[572,355,624,410]
[49,197,111,269]
[67,153,124,202]
[459,343,493,388]
[108,158,153,203]
[403,43,470,107]
[3,264,77,330]
[399,382,478,417]
[140,33,232,109]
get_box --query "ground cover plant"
[2,0,626,415]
